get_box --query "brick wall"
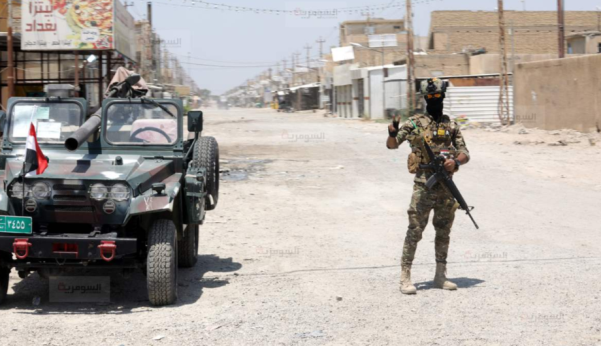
[429,11,601,54]
[414,54,470,77]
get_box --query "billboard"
[332,46,355,62]
[21,0,135,59]
[368,34,398,48]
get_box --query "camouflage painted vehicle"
[0,75,219,306]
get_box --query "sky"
[125,0,599,95]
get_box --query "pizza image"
[68,0,113,34]
[65,0,114,48]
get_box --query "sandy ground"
[1,108,601,346]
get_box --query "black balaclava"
[426,97,444,122]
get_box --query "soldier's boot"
[433,262,457,290]
[400,265,417,295]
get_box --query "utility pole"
[7,0,15,98]
[304,44,312,82]
[557,0,565,58]
[147,1,152,26]
[291,53,297,86]
[282,59,288,86]
[406,0,416,114]
[497,0,511,125]
[295,51,302,84]
[316,36,326,59]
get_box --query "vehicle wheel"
[0,263,9,305]
[191,136,220,211]
[178,224,198,268]
[147,219,178,306]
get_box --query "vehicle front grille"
[52,184,88,202]
[53,184,87,191]
[52,195,87,201]
[45,206,95,212]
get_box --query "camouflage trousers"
[401,182,459,267]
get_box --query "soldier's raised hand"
[388,115,400,137]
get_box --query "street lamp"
[351,42,387,119]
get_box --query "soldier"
[386,78,470,295]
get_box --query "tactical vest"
[406,115,458,174]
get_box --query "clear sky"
[126,0,599,95]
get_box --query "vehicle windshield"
[9,102,83,144]
[105,102,178,145]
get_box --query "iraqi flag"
[24,122,49,176]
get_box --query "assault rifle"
[419,139,479,229]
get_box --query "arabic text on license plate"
[0,216,33,234]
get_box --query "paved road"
[1,108,600,346]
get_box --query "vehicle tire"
[147,219,178,306]
[191,136,219,211]
[0,264,9,305]
[178,224,198,268]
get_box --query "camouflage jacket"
[394,113,470,183]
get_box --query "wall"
[414,54,470,77]
[469,54,559,75]
[514,54,601,132]
[429,11,600,54]
[585,36,601,54]
[369,69,385,120]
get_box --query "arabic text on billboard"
[21,0,114,50]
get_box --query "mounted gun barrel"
[63,73,142,151]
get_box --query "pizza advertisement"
[20,0,135,56]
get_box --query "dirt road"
[1,108,600,346]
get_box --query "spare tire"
[191,136,219,210]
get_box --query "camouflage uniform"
[393,112,470,266]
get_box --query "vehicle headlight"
[10,182,25,199]
[110,183,130,201]
[89,183,108,201]
[32,182,51,199]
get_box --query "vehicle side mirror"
[0,111,6,135]
[188,111,203,133]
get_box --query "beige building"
[339,19,408,67]
[567,32,601,54]
[514,54,601,132]
[429,11,601,55]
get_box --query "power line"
[147,0,442,15]
[179,61,277,68]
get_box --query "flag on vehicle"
[24,122,49,176]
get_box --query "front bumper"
[0,233,138,263]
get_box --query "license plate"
[0,216,33,234]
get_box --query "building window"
[598,43,601,53]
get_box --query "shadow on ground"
[0,254,241,314]
[415,277,485,290]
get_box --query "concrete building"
[567,32,601,54]
[339,19,408,67]
[514,54,601,132]
[429,11,601,55]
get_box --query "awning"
[289,82,320,92]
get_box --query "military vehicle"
[0,72,219,306]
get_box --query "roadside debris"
[548,140,568,147]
